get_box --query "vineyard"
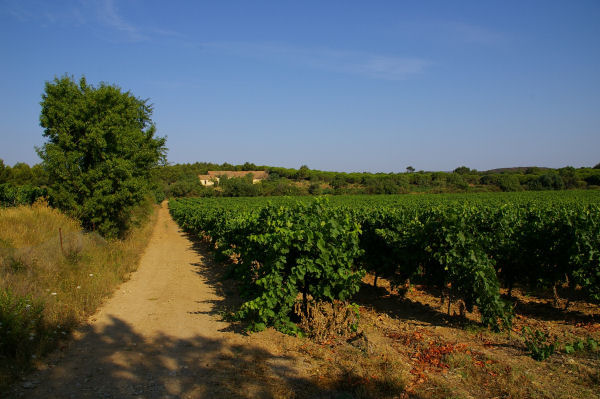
[169,191,600,334]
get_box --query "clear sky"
[1,0,599,172]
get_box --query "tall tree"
[9,162,33,185]
[0,159,10,184]
[453,166,471,174]
[38,75,167,237]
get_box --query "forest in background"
[155,161,600,197]
[2,159,600,201]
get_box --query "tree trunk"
[553,283,560,308]
[302,283,309,317]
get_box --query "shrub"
[0,290,45,362]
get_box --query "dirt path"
[10,203,316,399]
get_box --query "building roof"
[205,170,269,179]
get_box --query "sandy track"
[11,203,314,399]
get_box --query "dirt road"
[10,203,316,399]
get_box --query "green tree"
[37,75,167,237]
[481,174,522,192]
[453,166,471,174]
[30,164,50,187]
[308,182,322,195]
[220,175,262,197]
[241,161,258,171]
[0,159,10,184]
[297,165,310,180]
[558,166,577,189]
[9,162,33,185]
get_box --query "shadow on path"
[184,232,248,334]
[9,314,346,399]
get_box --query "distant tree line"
[4,158,600,202]
[0,160,49,186]
[149,162,600,198]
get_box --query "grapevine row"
[169,192,600,332]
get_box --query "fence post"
[59,228,64,255]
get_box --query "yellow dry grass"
[0,200,157,389]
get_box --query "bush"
[0,184,47,207]
[522,327,558,361]
[0,290,45,362]
[219,175,262,197]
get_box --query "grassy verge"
[0,199,157,390]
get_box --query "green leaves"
[170,198,365,333]
[0,184,47,207]
[38,75,166,237]
[0,290,45,361]
[522,326,558,361]
[170,191,600,334]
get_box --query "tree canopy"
[0,160,8,184]
[37,75,166,237]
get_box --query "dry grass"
[0,200,157,390]
[294,300,360,342]
[251,273,600,399]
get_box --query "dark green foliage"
[155,161,600,199]
[535,172,565,190]
[361,175,409,194]
[570,206,600,302]
[522,326,558,361]
[453,166,471,174]
[37,76,166,237]
[445,173,469,190]
[170,198,365,333]
[219,175,262,197]
[0,160,49,187]
[480,174,522,191]
[170,191,600,333]
[0,290,45,363]
[234,200,364,333]
[361,204,512,330]
[0,184,47,207]
[6,163,33,186]
[564,337,599,354]
[558,167,578,189]
[308,183,322,195]
[241,162,258,171]
[0,160,8,184]
[260,178,307,196]
[584,174,600,186]
[165,177,207,198]
[297,165,310,180]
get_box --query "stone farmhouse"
[198,171,269,186]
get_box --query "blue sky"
[1,0,599,172]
